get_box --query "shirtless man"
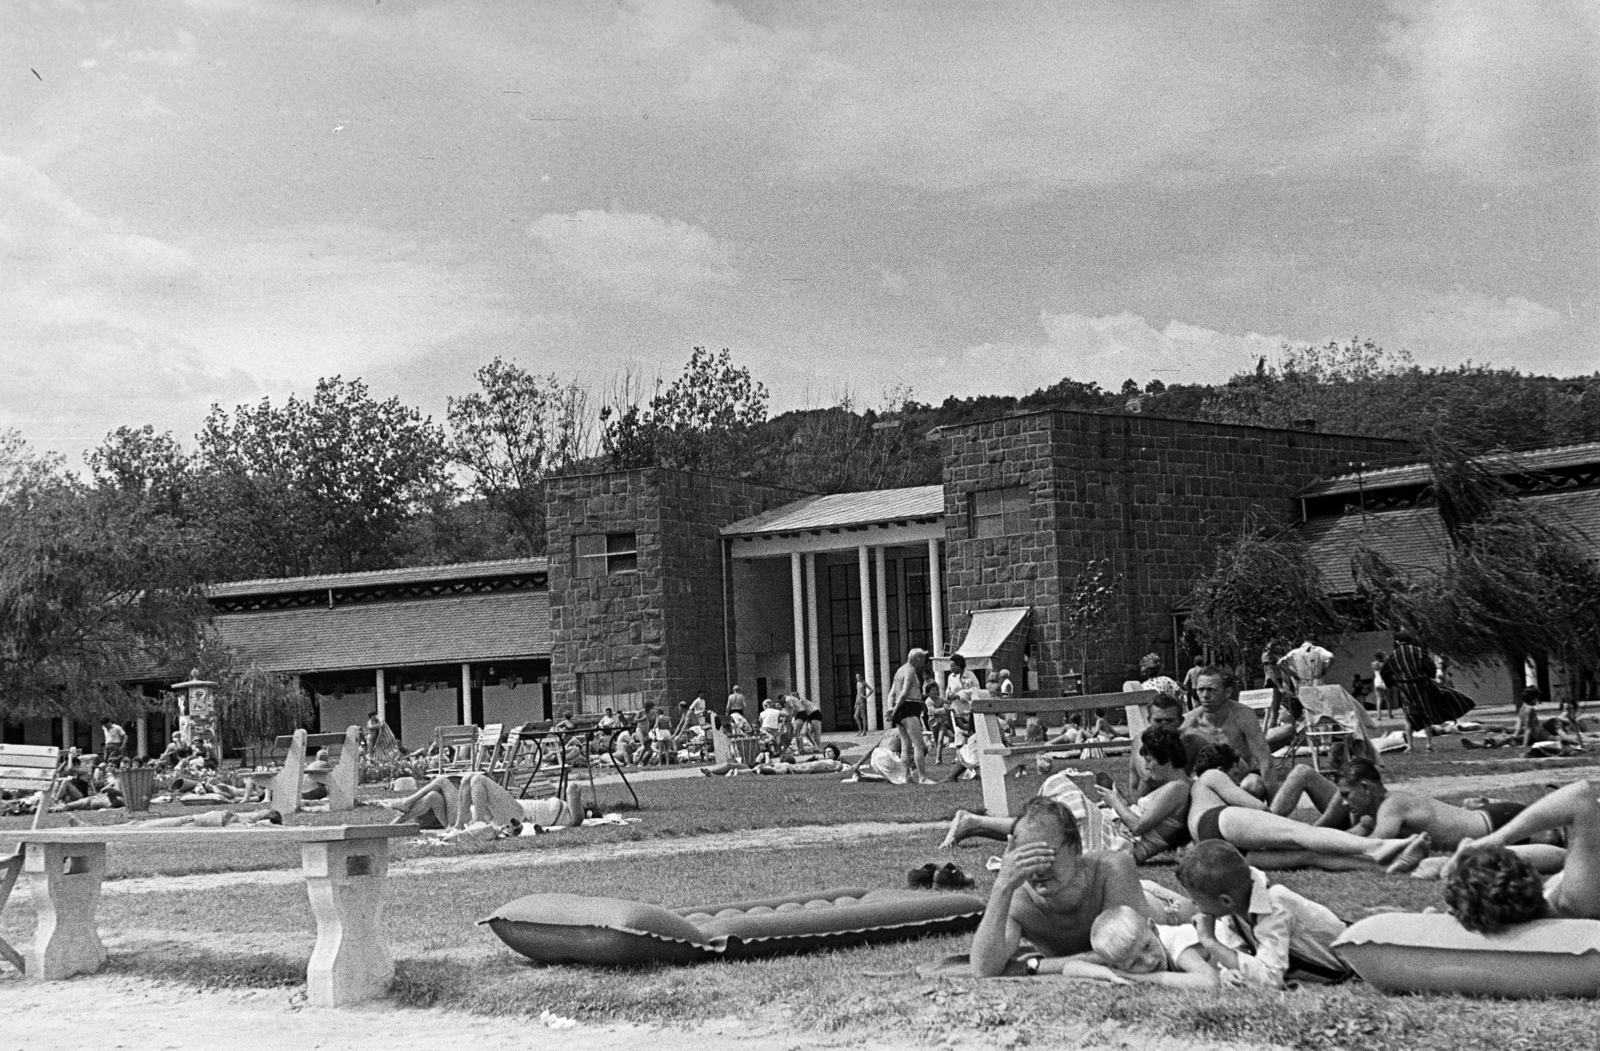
[1129,694,1185,795]
[969,795,1190,977]
[1182,667,1274,792]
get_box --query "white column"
[460,663,473,725]
[135,713,149,759]
[790,552,807,698]
[375,668,387,725]
[874,547,891,732]
[62,716,74,752]
[928,537,945,659]
[804,553,821,708]
[857,546,875,730]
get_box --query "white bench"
[1,743,61,974]
[6,822,416,1005]
[972,690,1158,819]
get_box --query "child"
[925,680,953,764]
[1175,840,1352,988]
[758,699,783,749]
[1086,905,1218,989]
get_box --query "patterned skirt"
[1391,678,1475,728]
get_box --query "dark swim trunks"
[889,700,927,726]
[1195,806,1227,843]
[1468,799,1526,833]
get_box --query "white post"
[135,713,149,759]
[857,546,875,732]
[928,537,945,659]
[61,716,74,753]
[375,668,387,725]
[460,663,472,726]
[790,552,806,699]
[875,547,891,732]
[805,553,821,710]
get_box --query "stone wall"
[546,468,802,715]
[939,411,1410,693]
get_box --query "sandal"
[907,862,938,888]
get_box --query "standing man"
[1181,655,1206,708]
[99,717,128,764]
[945,654,980,744]
[1181,667,1275,794]
[852,672,873,735]
[726,683,747,726]
[886,648,931,784]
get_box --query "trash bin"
[120,766,156,812]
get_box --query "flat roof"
[1301,441,1600,498]
[927,406,1412,444]
[207,558,548,599]
[721,485,945,537]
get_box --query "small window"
[575,532,638,577]
[970,486,1029,538]
[576,668,645,715]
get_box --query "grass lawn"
[4,828,1594,1051]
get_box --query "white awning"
[954,607,1031,671]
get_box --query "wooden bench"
[5,823,416,1005]
[972,690,1157,819]
[1,744,61,974]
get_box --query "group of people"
[942,662,1593,987]
[868,649,1013,785]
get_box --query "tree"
[1185,530,1348,671]
[599,348,769,475]
[87,424,191,519]
[195,377,452,577]
[447,358,590,555]
[1353,442,1600,676]
[0,432,208,721]
[1062,558,1122,692]
[186,639,316,751]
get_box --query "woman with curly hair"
[1442,778,1598,929]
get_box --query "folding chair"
[429,725,479,776]
[471,723,506,772]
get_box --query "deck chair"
[471,723,506,772]
[429,724,479,776]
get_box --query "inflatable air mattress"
[1333,913,1600,998]
[481,886,985,967]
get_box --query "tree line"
[3,338,1596,719]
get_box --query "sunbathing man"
[1441,778,1600,931]
[969,795,1191,977]
[69,807,283,827]
[1187,744,1430,874]
[382,771,580,831]
[1181,667,1275,794]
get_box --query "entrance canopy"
[954,607,1030,671]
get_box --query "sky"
[4,0,1597,466]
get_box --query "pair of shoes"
[933,862,974,888]
[908,862,938,888]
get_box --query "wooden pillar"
[874,546,891,732]
[135,713,149,760]
[460,663,472,725]
[374,668,387,725]
[791,552,806,698]
[857,546,875,731]
[927,537,945,659]
[805,553,821,707]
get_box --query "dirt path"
[90,819,945,897]
[0,973,1275,1051]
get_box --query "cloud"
[1385,0,1600,183]
[528,209,738,310]
[956,312,1285,394]
[1397,286,1567,353]
[0,152,518,461]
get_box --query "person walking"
[1381,634,1475,752]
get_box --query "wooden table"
[11,823,417,1007]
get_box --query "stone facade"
[937,411,1411,693]
[545,468,802,715]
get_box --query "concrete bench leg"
[301,838,394,1006]
[25,841,107,980]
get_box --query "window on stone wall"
[970,486,1029,538]
[575,668,644,715]
[575,532,638,577]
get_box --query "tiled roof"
[210,590,551,673]
[1302,442,1600,498]
[207,558,548,599]
[1303,488,1600,594]
[721,485,945,536]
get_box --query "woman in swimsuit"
[1185,743,1429,874]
